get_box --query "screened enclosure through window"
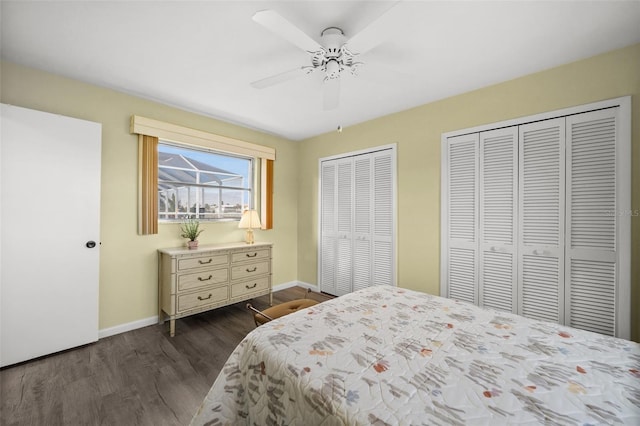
[158,143,253,221]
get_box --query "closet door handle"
[197,294,212,301]
[198,275,213,281]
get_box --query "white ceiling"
[2,1,639,141]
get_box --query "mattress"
[191,285,640,425]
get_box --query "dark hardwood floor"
[1,286,333,426]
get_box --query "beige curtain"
[138,134,158,235]
[261,159,274,230]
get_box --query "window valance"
[130,115,276,160]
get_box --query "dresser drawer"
[231,277,270,299]
[178,254,228,271]
[231,248,270,264]
[178,268,228,292]
[231,260,269,281]
[177,286,227,313]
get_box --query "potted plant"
[180,218,204,249]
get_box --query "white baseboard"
[273,281,318,292]
[98,315,158,339]
[98,282,320,339]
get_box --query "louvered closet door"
[518,118,565,323]
[565,108,619,336]
[320,147,396,296]
[353,155,372,291]
[479,127,517,313]
[335,158,354,296]
[446,134,479,304]
[320,162,337,295]
[371,150,395,286]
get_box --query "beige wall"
[2,42,638,341]
[1,61,299,331]
[297,43,640,341]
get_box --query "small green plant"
[180,218,203,241]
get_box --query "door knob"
[86,241,97,248]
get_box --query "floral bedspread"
[190,286,640,425]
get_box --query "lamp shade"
[239,209,262,229]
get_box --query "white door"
[321,157,354,297]
[444,133,479,304]
[479,127,518,313]
[335,158,353,296]
[564,108,621,336]
[319,161,337,295]
[1,104,101,367]
[371,150,395,287]
[353,155,372,292]
[319,146,396,296]
[518,118,565,323]
[441,98,630,338]
[353,150,395,291]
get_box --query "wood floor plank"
[0,287,333,426]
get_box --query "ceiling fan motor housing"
[321,27,345,53]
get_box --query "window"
[131,115,275,234]
[158,142,254,221]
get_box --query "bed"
[190,285,640,425]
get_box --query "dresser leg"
[170,319,175,337]
[269,291,273,306]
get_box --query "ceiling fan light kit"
[311,27,361,81]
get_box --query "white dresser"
[158,242,272,336]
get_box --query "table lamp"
[239,209,261,244]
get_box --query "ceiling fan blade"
[344,1,404,55]
[323,78,340,110]
[253,10,322,53]
[250,67,308,89]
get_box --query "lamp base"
[244,228,255,244]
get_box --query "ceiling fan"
[250,4,402,110]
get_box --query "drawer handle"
[197,293,213,301]
[198,258,213,264]
[245,283,258,289]
[246,252,258,258]
[198,275,213,281]
[246,267,258,273]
